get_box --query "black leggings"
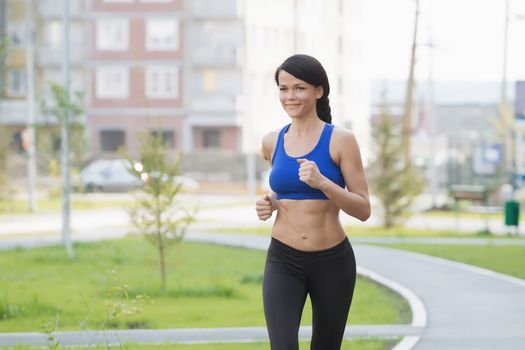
[263,236,357,350]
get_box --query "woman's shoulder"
[331,124,357,143]
[260,128,281,162]
[331,125,360,154]
[262,129,280,146]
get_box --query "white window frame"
[96,67,129,99]
[96,19,129,51]
[145,66,179,99]
[145,19,179,51]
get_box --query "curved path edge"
[185,232,426,350]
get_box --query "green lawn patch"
[0,237,410,332]
[376,244,525,279]
[212,225,525,239]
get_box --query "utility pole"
[402,0,420,163]
[62,0,73,258]
[293,0,298,52]
[500,0,518,194]
[425,4,437,209]
[25,0,37,212]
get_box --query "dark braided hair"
[274,54,332,124]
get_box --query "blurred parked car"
[78,159,200,193]
[79,159,143,192]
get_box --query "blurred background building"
[1,0,370,183]
[0,0,523,192]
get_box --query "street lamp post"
[62,0,73,258]
[402,0,420,163]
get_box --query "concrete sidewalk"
[0,194,522,237]
[0,325,422,347]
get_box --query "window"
[96,67,129,98]
[145,19,179,51]
[96,19,129,51]
[145,66,178,98]
[46,20,62,48]
[7,22,25,47]
[203,70,217,93]
[7,70,27,97]
[203,129,220,148]
[100,130,125,152]
[150,129,175,148]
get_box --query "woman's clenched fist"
[256,194,274,221]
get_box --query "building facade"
[1,0,371,178]
[87,0,184,158]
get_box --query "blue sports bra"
[269,122,346,200]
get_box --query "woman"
[255,54,371,350]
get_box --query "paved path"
[1,194,523,237]
[0,325,422,347]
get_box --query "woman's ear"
[316,86,324,99]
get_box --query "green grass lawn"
[421,209,501,219]
[2,338,399,350]
[0,237,410,333]
[212,225,525,239]
[376,244,525,279]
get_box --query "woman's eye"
[279,88,287,92]
[296,87,305,90]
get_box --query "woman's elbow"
[358,203,371,222]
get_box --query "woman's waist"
[268,234,352,261]
[271,217,346,250]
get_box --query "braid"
[316,96,332,124]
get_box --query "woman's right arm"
[255,131,279,219]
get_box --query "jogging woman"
[255,54,371,350]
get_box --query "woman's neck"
[289,114,324,136]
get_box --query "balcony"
[191,46,240,67]
[38,0,85,18]
[37,46,85,66]
[190,0,239,19]
[0,100,28,125]
[191,94,239,113]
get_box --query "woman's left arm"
[297,129,371,221]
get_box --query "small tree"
[369,101,425,229]
[125,131,196,290]
[40,83,87,195]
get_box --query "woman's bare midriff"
[271,199,346,251]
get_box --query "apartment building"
[88,0,184,157]
[1,0,370,168]
[0,0,85,151]
[183,0,243,153]
[0,0,30,146]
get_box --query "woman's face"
[277,70,323,119]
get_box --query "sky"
[364,0,525,82]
